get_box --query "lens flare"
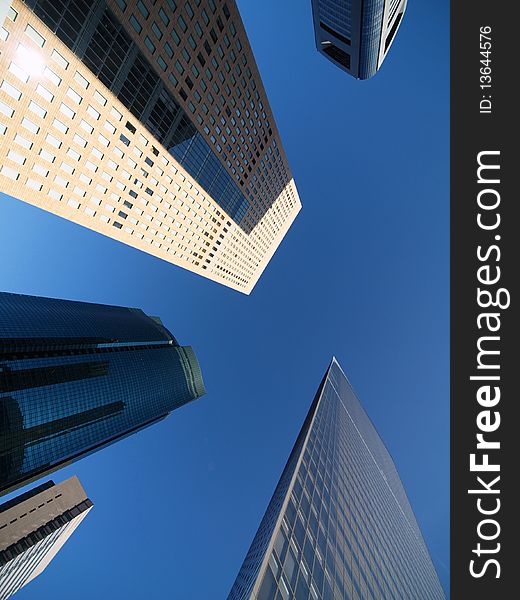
[15,44,45,77]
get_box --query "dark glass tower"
[0,291,205,497]
[228,358,445,599]
[311,0,408,79]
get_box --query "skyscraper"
[0,0,301,294]
[228,358,445,599]
[0,291,205,497]
[0,476,92,600]
[311,0,408,79]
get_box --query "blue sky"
[0,0,449,597]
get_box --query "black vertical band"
[451,0,516,597]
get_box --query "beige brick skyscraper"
[0,0,301,293]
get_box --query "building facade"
[0,291,205,497]
[0,0,301,294]
[0,476,92,600]
[311,0,408,79]
[228,358,445,599]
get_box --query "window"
[27,179,43,191]
[137,1,149,18]
[73,185,86,197]
[66,87,82,104]
[25,24,45,47]
[93,90,107,106]
[60,103,75,121]
[157,56,167,71]
[159,8,170,25]
[73,71,89,89]
[52,118,68,134]
[51,49,69,70]
[1,80,22,101]
[21,117,39,133]
[67,148,81,161]
[1,165,18,180]
[152,22,163,40]
[171,28,181,45]
[164,42,174,58]
[86,105,100,120]
[45,134,61,149]
[48,189,63,200]
[9,62,29,83]
[14,134,32,150]
[178,15,187,32]
[98,134,110,147]
[188,34,197,50]
[7,150,26,165]
[130,15,142,33]
[44,68,61,87]
[145,36,156,53]
[73,134,88,147]
[36,84,54,102]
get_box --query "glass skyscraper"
[0,0,301,293]
[0,291,205,497]
[228,358,445,599]
[311,0,408,79]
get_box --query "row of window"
[115,0,290,213]
[0,6,284,288]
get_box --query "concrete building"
[0,291,205,497]
[0,476,92,599]
[228,358,445,599]
[311,0,408,79]
[0,0,301,294]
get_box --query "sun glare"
[15,44,45,77]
